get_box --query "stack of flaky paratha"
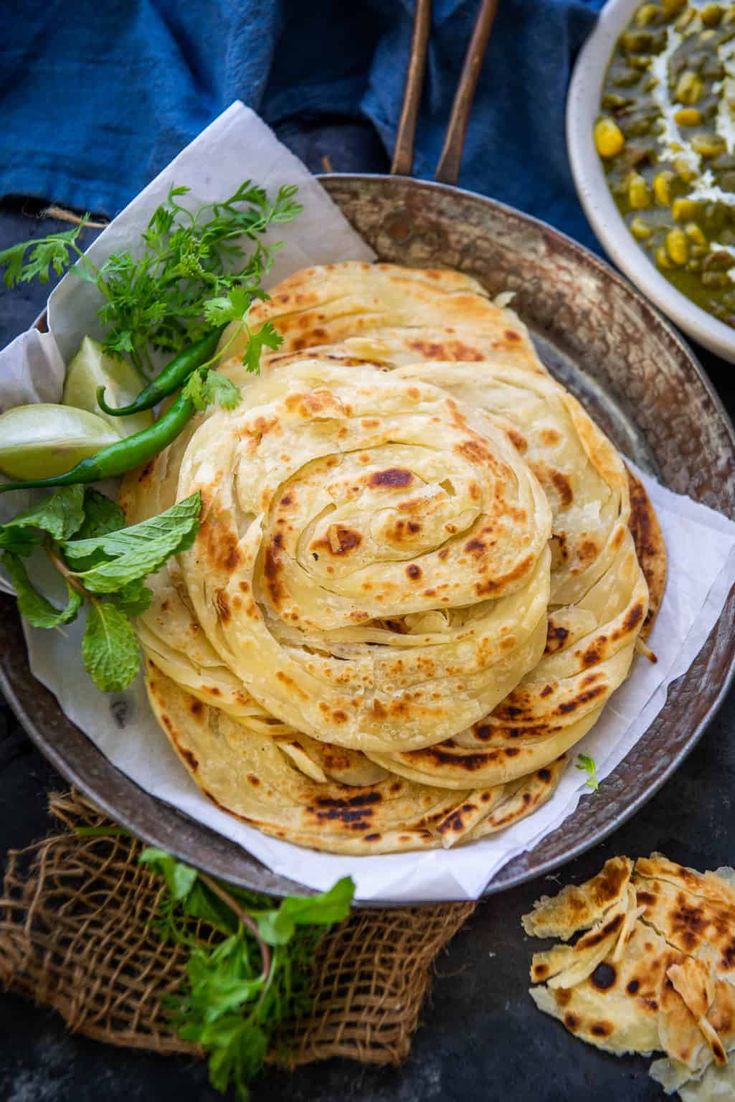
[120,263,666,855]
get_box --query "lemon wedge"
[62,337,153,435]
[0,404,120,480]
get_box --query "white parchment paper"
[0,102,733,902]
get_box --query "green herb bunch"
[0,484,200,691]
[139,848,354,1100]
[0,181,301,377]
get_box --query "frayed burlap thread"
[0,791,475,1067]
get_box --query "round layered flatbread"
[146,661,565,854]
[365,362,649,787]
[174,359,552,752]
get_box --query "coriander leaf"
[185,936,262,1024]
[2,484,86,541]
[139,848,198,901]
[204,372,241,410]
[81,600,140,692]
[183,369,240,412]
[196,1015,268,1100]
[0,221,88,288]
[256,877,354,946]
[2,551,82,628]
[181,369,208,412]
[62,492,201,593]
[575,753,600,792]
[76,489,125,539]
[203,286,252,327]
[243,321,282,375]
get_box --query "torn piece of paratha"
[525,855,735,1099]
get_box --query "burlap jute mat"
[0,791,475,1068]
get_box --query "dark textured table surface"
[1,151,734,1101]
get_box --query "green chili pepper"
[0,392,195,493]
[97,327,225,417]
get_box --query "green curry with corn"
[597,0,735,328]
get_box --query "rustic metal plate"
[1,175,734,901]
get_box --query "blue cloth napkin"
[0,0,604,250]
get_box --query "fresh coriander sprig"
[575,753,600,791]
[0,486,201,692]
[0,181,301,377]
[139,847,354,1100]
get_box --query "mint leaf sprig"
[0,486,201,692]
[139,847,354,1100]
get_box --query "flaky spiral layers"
[121,262,663,855]
[175,360,552,753]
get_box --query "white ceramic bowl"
[567,0,735,364]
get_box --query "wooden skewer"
[391,0,432,176]
[435,0,500,185]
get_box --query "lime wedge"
[63,337,153,435]
[0,403,120,479]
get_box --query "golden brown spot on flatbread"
[263,540,286,608]
[548,469,573,508]
[456,437,494,466]
[577,538,599,565]
[313,526,362,556]
[580,638,606,667]
[407,746,494,771]
[622,602,644,635]
[591,963,617,990]
[556,682,607,716]
[506,427,528,453]
[545,622,569,655]
[465,537,485,555]
[581,912,625,948]
[409,339,444,358]
[369,467,413,488]
[406,564,422,580]
[475,553,534,597]
[179,746,199,770]
[448,341,483,361]
[627,468,667,638]
[540,428,561,446]
[214,588,231,623]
